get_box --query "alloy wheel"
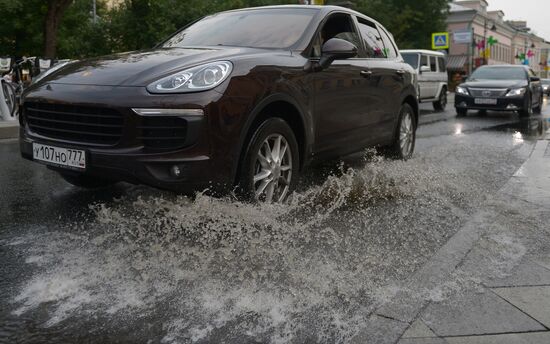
[253,134,292,203]
[399,110,414,157]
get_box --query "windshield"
[162,8,318,49]
[401,53,419,69]
[470,67,527,80]
[542,79,550,85]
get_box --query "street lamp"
[483,19,497,65]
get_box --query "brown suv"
[20,5,417,202]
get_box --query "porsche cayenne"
[20,5,418,202]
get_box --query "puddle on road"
[3,131,535,343]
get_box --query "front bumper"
[19,83,249,194]
[455,93,525,111]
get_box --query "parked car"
[542,79,550,95]
[455,65,544,117]
[400,49,448,111]
[20,5,417,202]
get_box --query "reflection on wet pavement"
[0,102,548,343]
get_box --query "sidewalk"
[0,121,19,139]
[352,136,550,343]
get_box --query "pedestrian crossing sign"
[432,32,449,50]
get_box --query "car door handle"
[360,70,372,78]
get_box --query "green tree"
[0,0,45,57]
[44,0,74,58]
[354,0,451,49]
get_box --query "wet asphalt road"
[1,97,550,344]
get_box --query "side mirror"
[420,65,430,73]
[319,38,357,69]
[530,76,540,82]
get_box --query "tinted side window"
[438,57,446,72]
[430,56,437,72]
[312,13,361,58]
[321,13,361,51]
[356,19,386,58]
[378,26,398,59]
[421,55,428,69]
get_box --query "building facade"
[447,0,549,78]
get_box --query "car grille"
[137,117,188,150]
[25,102,123,146]
[468,88,507,97]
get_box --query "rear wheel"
[237,118,299,203]
[384,103,416,160]
[433,87,447,111]
[59,173,117,189]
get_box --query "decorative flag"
[487,36,498,46]
[476,40,485,50]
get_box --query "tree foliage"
[0,0,450,59]
[355,0,450,49]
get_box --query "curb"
[352,138,547,344]
[0,122,19,140]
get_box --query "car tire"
[384,103,416,160]
[433,87,447,111]
[533,94,543,114]
[519,94,532,117]
[59,173,117,189]
[456,108,467,117]
[237,118,299,203]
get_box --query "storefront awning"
[447,55,468,71]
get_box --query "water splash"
[7,131,533,343]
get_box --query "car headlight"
[147,61,232,94]
[505,87,526,97]
[543,85,549,90]
[456,86,469,95]
[31,60,74,85]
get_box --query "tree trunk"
[43,0,73,58]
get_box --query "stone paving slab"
[401,318,436,338]
[420,291,546,337]
[444,331,550,344]
[398,337,449,344]
[492,286,550,328]
[484,261,550,287]
[350,315,408,344]
[535,257,550,271]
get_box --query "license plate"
[33,143,86,170]
[474,98,497,105]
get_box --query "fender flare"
[231,93,313,181]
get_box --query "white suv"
[401,50,448,111]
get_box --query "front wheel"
[237,118,299,203]
[519,94,532,117]
[433,87,447,111]
[59,173,117,189]
[384,103,416,160]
